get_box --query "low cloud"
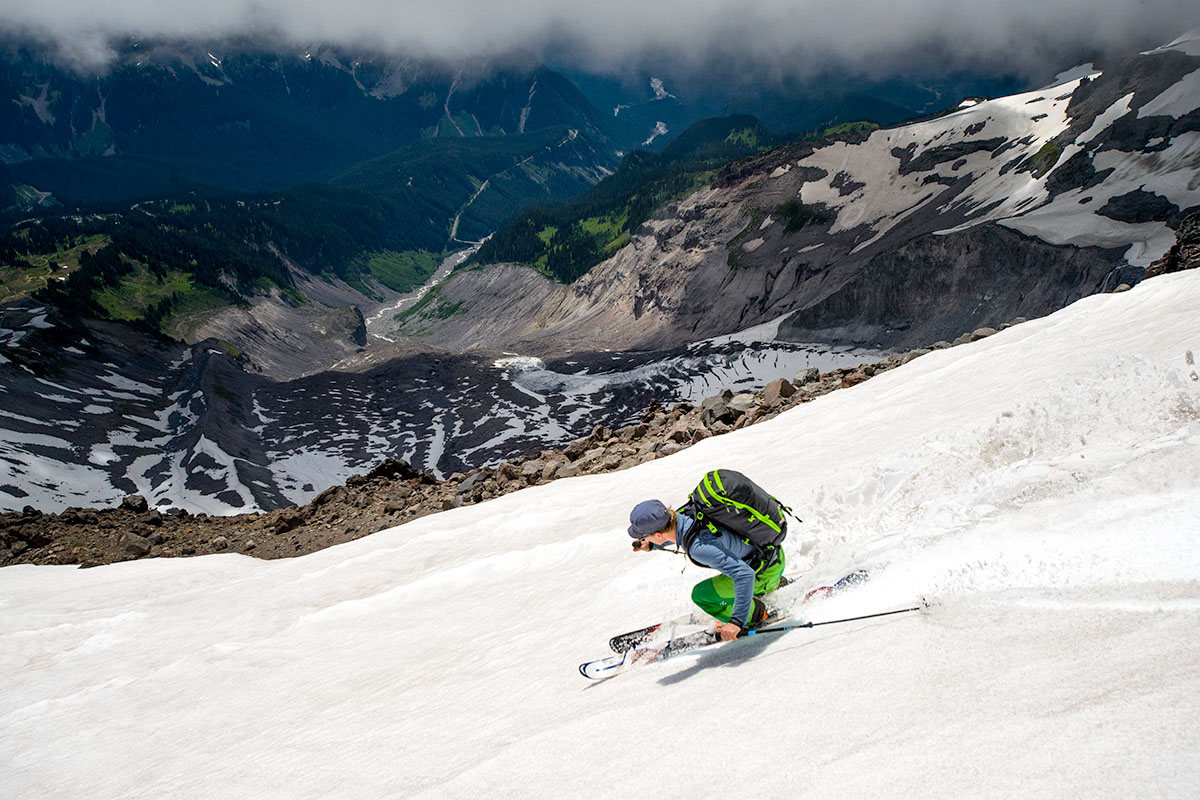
[4,0,1198,78]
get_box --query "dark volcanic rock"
[1098,190,1182,225]
[776,223,1128,350]
[1146,212,1200,278]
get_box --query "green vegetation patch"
[364,249,442,294]
[0,233,108,303]
[774,200,835,233]
[726,207,769,268]
[1026,140,1064,178]
[725,128,760,149]
[821,121,880,138]
[394,285,467,326]
[94,262,192,321]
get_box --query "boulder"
[728,393,757,414]
[563,439,589,461]
[120,532,152,557]
[902,348,932,364]
[457,471,488,495]
[310,485,346,508]
[274,510,305,535]
[795,367,820,385]
[666,421,693,443]
[760,379,796,407]
[969,327,998,342]
[700,392,737,427]
[121,495,149,513]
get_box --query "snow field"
[1,272,1199,798]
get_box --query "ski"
[581,628,719,680]
[607,569,869,654]
[609,612,707,654]
[802,568,870,601]
[581,613,789,680]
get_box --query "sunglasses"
[632,536,671,551]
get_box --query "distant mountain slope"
[395,32,1200,354]
[0,42,616,204]
[2,124,611,356]
[472,115,808,281]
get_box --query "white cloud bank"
[2,0,1199,76]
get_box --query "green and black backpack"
[680,468,797,568]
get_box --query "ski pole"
[743,605,923,636]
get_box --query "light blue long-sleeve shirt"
[676,512,757,627]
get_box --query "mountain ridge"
[390,34,1199,354]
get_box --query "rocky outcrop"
[775,223,1129,349]
[1145,212,1200,279]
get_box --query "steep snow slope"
[1,271,1198,798]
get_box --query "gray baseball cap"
[628,499,670,538]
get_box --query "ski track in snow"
[1,272,1198,798]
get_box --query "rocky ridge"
[0,317,1035,569]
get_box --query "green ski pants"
[690,549,786,623]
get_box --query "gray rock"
[121,532,153,556]
[969,327,998,341]
[121,495,149,513]
[274,510,304,534]
[902,348,932,364]
[795,367,821,385]
[700,394,737,427]
[210,536,230,551]
[457,472,487,495]
[952,333,972,346]
[760,378,796,406]
[563,439,589,461]
[728,393,757,414]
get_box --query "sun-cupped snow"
[1,271,1197,798]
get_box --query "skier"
[628,497,787,641]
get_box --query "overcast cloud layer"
[2,0,1198,77]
